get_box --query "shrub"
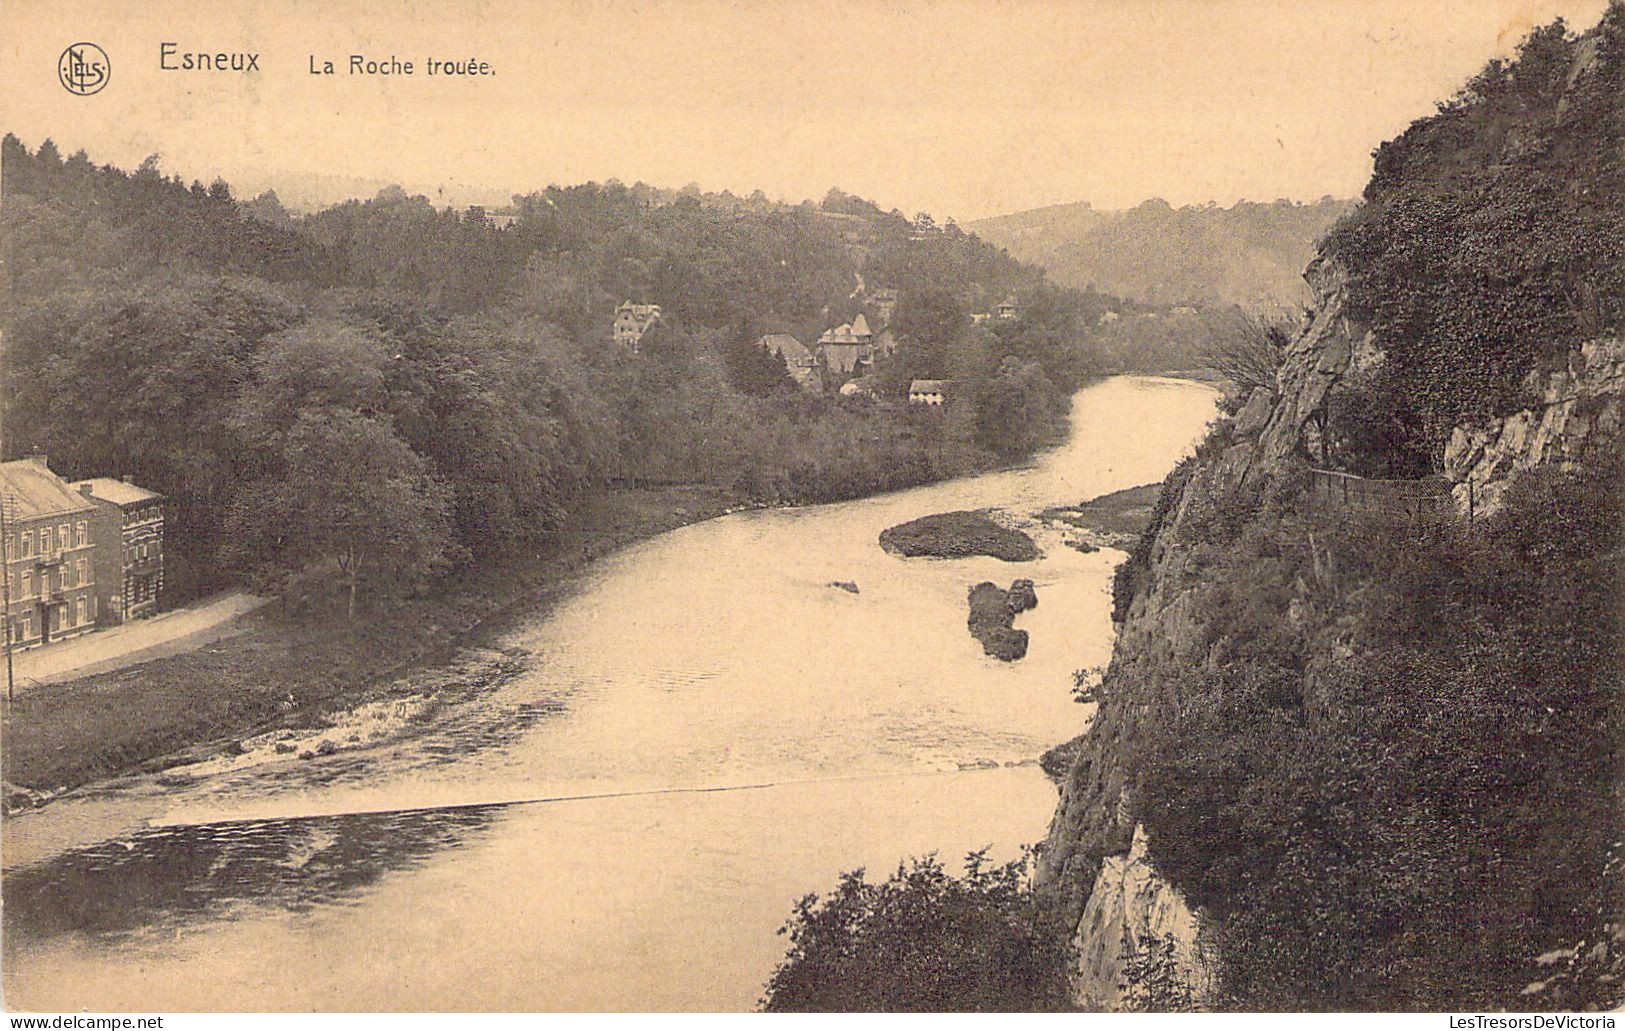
[760,850,1073,1012]
[1130,456,1622,1009]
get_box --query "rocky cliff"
[1034,247,1625,1008]
[1033,253,1369,1008]
[1445,337,1625,519]
[1032,12,1622,1009]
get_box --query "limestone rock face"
[1445,337,1625,519]
[1253,255,1375,470]
[1232,387,1275,438]
[1036,244,1617,1009]
[1071,825,1213,1011]
[1036,256,1367,1008]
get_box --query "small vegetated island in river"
[879,511,1041,660]
[878,510,1039,561]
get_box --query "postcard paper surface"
[2,0,1620,1016]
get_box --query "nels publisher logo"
[58,42,110,95]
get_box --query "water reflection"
[4,804,499,947]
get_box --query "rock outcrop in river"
[967,579,1036,661]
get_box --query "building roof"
[72,477,165,508]
[909,379,951,394]
[818,320,873,346]
[0,460,98,521]
[759,333,812,363]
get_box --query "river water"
[1,376,1217,1012]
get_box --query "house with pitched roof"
[72,477,166,625]
[759,333,822,392]
[817,313,876,378]
[908,379,953,406]
[613,301,663,350]
[1,454,101,649]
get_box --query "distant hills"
[967,197,1355,310]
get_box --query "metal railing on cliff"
[1306,468,1471,524]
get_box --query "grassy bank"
[0,482,749,806]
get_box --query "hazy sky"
[1,0,1613,221]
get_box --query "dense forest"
[1,140,1189,609]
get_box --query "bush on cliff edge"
[1130,454,1623,1009]
[760,850,1072,1012]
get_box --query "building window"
[76,521,87,547]
[22,530,34,556]
[59,524,70,549]
[21,570,32,598]
[20,613,31,639]
[76,596,87,626]
[4,535,12,561]
[39,527,51,553]
[76,558,88,586]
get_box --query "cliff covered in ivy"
[1037,9,1624,1010]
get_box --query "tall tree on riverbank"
[233,409,456,619]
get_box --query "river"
[1,375,1218,1012]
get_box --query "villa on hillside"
[818,313,875,377]
[613,301,663,350]
[908,379,952,406]
[759,333,821,392]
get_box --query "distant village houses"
[817,313,874,377]
[613,301,663,350]
[760,287,902,394]
[0,453,166,653]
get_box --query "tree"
[972,357,1065,458]
[761,849,1072,1012]
[240,409,455,619]
[722,329,796,397]
[1120,933,1197,1012]
[1198,312,1293,403]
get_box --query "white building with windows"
[1,454,100,650]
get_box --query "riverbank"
[0,378,1197,815]
[0,481,756,811]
